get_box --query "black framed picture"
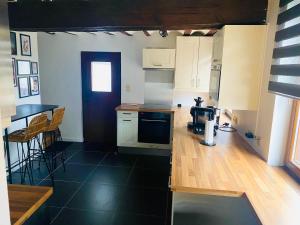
[17,60,31,75]
[18,77,30,98]
[12,58,17,87]
[31,62,38,74]
[20,34,32,56]
[10,32,17,55]
[29,76,39,96]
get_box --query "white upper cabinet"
[143,49,176,69]
[209,25,267,110]
[174,36,213,92]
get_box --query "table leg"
[5,128,12,184]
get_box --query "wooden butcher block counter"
[170,108,300,225]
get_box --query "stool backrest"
[25,114,48,140]
[47,108,65,132]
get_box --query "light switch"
[125,84,131,92]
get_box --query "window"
[91,61,112,92]
[286,101,300,176]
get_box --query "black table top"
[11,104,59,122]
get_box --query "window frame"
[286,100,300,178]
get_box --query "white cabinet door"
[117,117,138,147]
[143,49,176,69]
[197,37,213,92]
[174,37,199,90]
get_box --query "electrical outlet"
[232,115,238,125]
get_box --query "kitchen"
[1,0,300,225]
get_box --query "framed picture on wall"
[17,60,31,75]
[10,32,17,55]
[31,62,38,74]
[18,77,30,98]
[20,34,32,56]
[12,58,17,87]
[29,76,39,96]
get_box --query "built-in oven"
[138,112,171,144]
[209,64,222,102]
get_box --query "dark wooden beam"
[64,32,77,36]
[8,0,267,32]
[184,29,192,36]
[120,31,133,36]
[205,29,218,36]
[103,31,114,35]
[143,30,151,36]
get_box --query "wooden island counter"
[171,108,300,225]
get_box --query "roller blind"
[269,0,300,99]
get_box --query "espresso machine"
[187,97,220,146]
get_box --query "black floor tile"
[118,187,168,217]
[51,208,114,225]
[135,155,170,171]
[128,167,169,189]
[67,182,124,211]
[86,166,131,185]
[51,163,96,182]
[68,151,107,165]
[101,153,137,167]
[39,180,81,207]
[24,206,62,225]
[113,212,165,225]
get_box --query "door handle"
[141,119,168,123]
[123,119,132,122]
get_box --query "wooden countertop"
[171,108,300,225]
[8,184,53,225]
[115,104,176,113]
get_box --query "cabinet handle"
[168,176,171,188]
[123,119,132,122]
[153,63,162,66]
[122,113,132,115]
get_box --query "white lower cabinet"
[117,113,138,147]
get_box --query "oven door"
[138,112,171,144]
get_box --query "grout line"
[125,158,138,185]
[37,149,82,185]
[50,152,110,224]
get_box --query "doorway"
[81,52,121,146]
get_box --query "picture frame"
[29,76,40,96]
[20,34,32,56]
[12,58,17,87]
[17,60,31,75]
[10,32,17,55]
[18,77,30,98]
[31,62,38,74]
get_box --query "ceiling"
[8,0,268,32]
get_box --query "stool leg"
[37,136,54,185]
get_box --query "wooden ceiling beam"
[103,31,114,35]
[8,0,267,32]
[183,29,192,36]
[120,31,133,36]
[143,30,151,36]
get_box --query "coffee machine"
[187,97,220,145]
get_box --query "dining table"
[4,104,59,184]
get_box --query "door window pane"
[91,61,112,92]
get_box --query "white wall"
[38,31,199,142]
[5,32,41,171]
[232,0,293,166]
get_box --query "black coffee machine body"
[187,97,220,136]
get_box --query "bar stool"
[7,114,52,184]
[42,108,66,171]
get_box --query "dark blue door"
[81,52,121,145]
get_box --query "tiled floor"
[14,142,171,225]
